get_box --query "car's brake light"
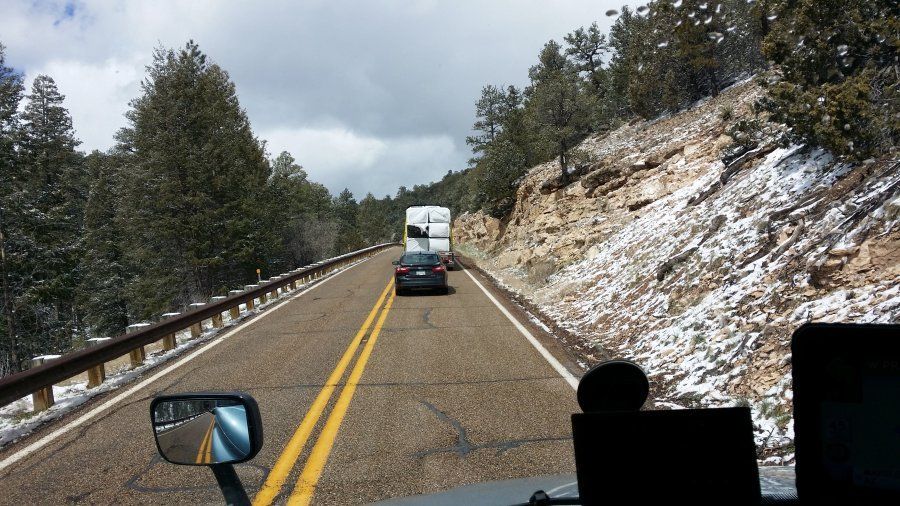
[432,265,445,273]
[396,266,410,275]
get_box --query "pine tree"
[465,85,507,164]
[605,6,641,120]
[357,193,391,244]
[525,40,592,182]
[0,43,25,373]
[471,140,527,218]
[332,189,363,254]
[762,0,898,158]
[565,22,609,103]
[117,41,273,317]
[12,74,86,358]
[78,152,131,336]
[267,150,338,267]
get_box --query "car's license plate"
[415,270,428,276]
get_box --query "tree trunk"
[559,142,569,183]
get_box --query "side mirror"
[391,260,399,265]
[150,392,263,466]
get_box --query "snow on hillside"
[454,79,900,462]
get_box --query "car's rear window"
[401,253,440,266]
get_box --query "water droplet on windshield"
[822,114,831,123]
[726,25,737,32]
[658,41,669,48]
[699,2,708,8]
[843,123,851,131]
[767,13,778,21]
[836,44,849,56]
[674,0,683,7]
[637,5,649,13]
[705,16,713,24]
[605,9,619,17]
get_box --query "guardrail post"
[126,323,150,367]
[210,296,226,328]
[228,290,242,319]
[269,277,280,299]
[258,281,269,304]
[161,312,180,350]
[244,285,257,309]
[85,338,111,387]
[30,355,59,411]
[188,303,206,337]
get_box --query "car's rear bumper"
[396,275,447,289]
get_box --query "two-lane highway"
[0,247,580,504]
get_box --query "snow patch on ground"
[456,79,900,462]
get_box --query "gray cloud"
[2,0,619,198]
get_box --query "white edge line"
[462,268,579,391]
[0,250,388,473]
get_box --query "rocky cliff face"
[454,79,900,462]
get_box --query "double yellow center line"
[195,415,216,465]
[253,278,396,506]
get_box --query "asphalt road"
[0,247,580,505]
[155,412,216,465]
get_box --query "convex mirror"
[150,392,263,466]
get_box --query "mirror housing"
[391,260,399,265]
[150,392,263,466]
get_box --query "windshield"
[400,253,441,266]
[0,1,895,504]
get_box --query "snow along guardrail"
[0,243,398,410]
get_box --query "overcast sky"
[1,0,620,198]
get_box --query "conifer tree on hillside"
[525,40,592,183]
[9,75,86,359]
[333,189,363,254]
[605,6,640,120]
[267,150,338,268]
[565,22,610,128]
[116,41,275,317]
[0,43,24,373]
[762,0,898,159]
[79,152,131,337]
[357,193,392,245]
[465,85,507,164]
[472,139,527,218]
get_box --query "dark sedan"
[393,252,449,295]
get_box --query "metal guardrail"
[0,243,398,409]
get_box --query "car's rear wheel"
[395,285,404,296]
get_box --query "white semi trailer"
[404,205,457,269]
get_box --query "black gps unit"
[793,323,900,505]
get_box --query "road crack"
[413,400,571,459]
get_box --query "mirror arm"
[211,464,251,506]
